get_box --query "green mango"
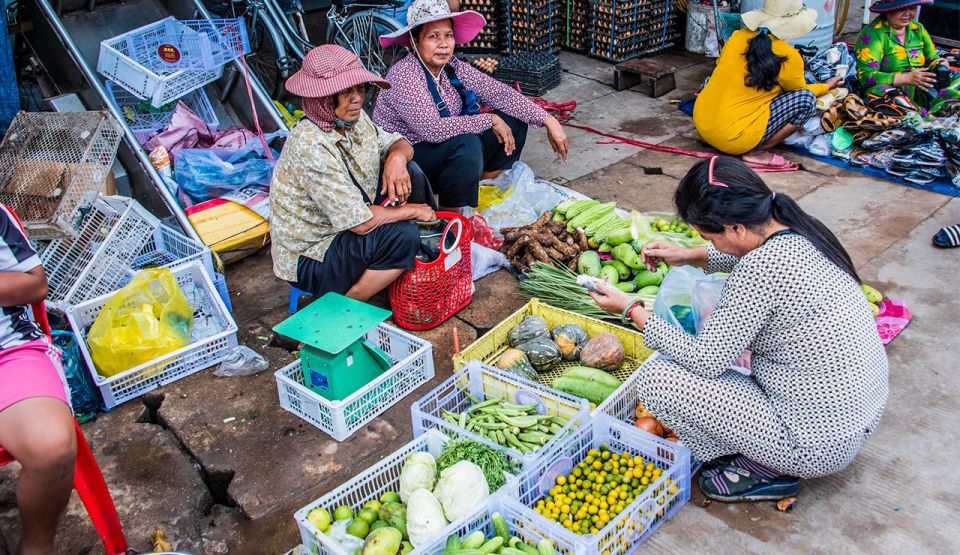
[362,527,402,555]
[633,270,663,288]
[637,285,660,297]
[377,502,407,539]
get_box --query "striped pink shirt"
[373,54,549,144]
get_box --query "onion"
[634,416,665,437]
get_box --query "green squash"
[551,324,589,361]
[516,336,562,372]
[507,316,549,347]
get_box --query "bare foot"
[741,150,775,165]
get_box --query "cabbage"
[432,460,489,523]
[399,452,436,502]
[406,488,447,547]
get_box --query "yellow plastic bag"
[476,185,512,213]
[87,268,194,378]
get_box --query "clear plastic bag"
[87,268,193,378]
[213,345,269,377]
[479,161,564,236]
[173,143,278,203]
[471,242,510,281]
[654,266,751,374]
[629,211,709,248]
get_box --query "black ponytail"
[745,28,787,92]
[675,157,861,283]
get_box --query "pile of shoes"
[849,117,960,186]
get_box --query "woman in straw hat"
[373,0,569,211]
[693,0,844,167]
[855,0,958,116]
[269,45,437,301]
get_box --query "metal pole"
[34,0,206,245]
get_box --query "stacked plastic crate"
[460,0,501,53]
[502,0,563,54]
[588,0,680,63]
[97,16,248,141]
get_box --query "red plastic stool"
[1,204,128,554]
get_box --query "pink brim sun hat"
[285,44,390,98]
[379,0,486,49]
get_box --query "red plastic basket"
[389,212,473,331]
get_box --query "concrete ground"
[2,44,958,553]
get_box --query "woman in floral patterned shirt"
[855,0,959,115]
[374,0,569,210]
[269,45,437,301]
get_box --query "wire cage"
[40,195,210,312]
[0,111,122,240]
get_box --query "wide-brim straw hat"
[868,0,933,13]
[379,0,486,49]
[285,44,389,98]
[741,0,819,41]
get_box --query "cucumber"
[552,376,619,405]
[584,212,619,237]
[551,210,565,221]
[606,226,635,246]
[563,199,598,220]
[500,548,531,555]
[479,537,504,554]
[462,531,485,549]
[568,202,615,231]
[598,242,612,253]
[447,534,462,550]
[492,512,510,544]
[594,219,631,243]
[537,540,558,555]
[553,199,577,214]
[562,365,624,388]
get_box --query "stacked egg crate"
[502,0,563,54]
[460,0,501,53]
[588,0,680,63]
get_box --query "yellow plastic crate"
[453,299,654,412]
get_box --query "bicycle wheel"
[331,11,406,78]
[245,12,287,98]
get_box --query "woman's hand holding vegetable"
[641,241,708,272]
[589,281,649,329]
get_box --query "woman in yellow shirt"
[694,0,844,167]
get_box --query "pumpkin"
[495,349,537,380]
[579,333,625,371]
[508,316,549,347]
[551,324,589,361]
[516,336,562,372]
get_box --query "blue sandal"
[698,459,800,502]
[933,225,960,248]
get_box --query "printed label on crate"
[157,44,182,64]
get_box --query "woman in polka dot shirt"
[592,157,888,503]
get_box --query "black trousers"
[292,161,432,297]
[412,111,529,208]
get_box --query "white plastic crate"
[104,80,219,142]
[595,353,702,475]
[0,111,122,239]
[40,196,211,312]
[40,196,159,311]
[294,429,517,555]
[97,17,250,107]
[276,323,435,441]
[420,495,581,555]
[65,262,238,408]
[513,414,691,554]
[411,360,589,468]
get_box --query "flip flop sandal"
[820,105,843,133]
[868,149,896,169]
[742,154,799,171]
[862,128,915,150]
[843,94,869,120]
[885,163,911,177]
[933,225,960,248]
[697,462,801,502]
[890,150,917,165]
[852,131,872,144]
[904,170,937,185]
[850,149,872,166]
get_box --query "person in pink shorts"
[0,205,75,554]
